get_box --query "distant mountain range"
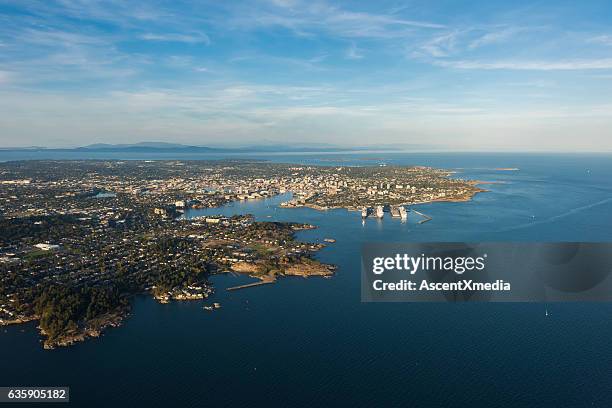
[1,141,435,153]
[76,142,219,152]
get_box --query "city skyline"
[1,0,612,151]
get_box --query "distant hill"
[2,141,435,153]
[70,141,357,153]
[77,142,217,152]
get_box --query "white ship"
[399,206,408,220]
[375,205,384,219]
[361,207,369,218]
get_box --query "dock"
[226,280,275,291]
[412,209,432,224]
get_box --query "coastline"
[6,224,334,349]
[2,166,490,349]
[40,307,127,350]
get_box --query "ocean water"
[1,153,612,407]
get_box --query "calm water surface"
[1,153,612,407]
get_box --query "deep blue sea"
[1,152,612,407]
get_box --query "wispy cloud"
[588,35,612,46]
[468,27,524,49]
[345,42,363,59]
[413,26,530,58]
[10,0,172,26]
[417,32,461,57]
[1,0,612,149]
[434,58,612,70]
[16,28,106,46]
[224,0,444,39]
[267,0,300,8]
[141,32,210,44]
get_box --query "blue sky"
[1,0,612,150]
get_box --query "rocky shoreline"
[40,306,127,349]
[6,245,334,349]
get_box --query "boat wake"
[502,197,612,231]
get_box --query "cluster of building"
[0,159,478,333]
[0,160,480,221]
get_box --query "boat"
[323,238,336,243]
[399,206,408,220]
[361,207,369,218]
[203,306,214,311]
[375,205,384,219]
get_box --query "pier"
[226,274,277,291]
[412,209,432,224]
[226,280,275,291]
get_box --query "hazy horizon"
[3,141,612,154]
[1,1,612,151]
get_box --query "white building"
[34,243,60,251]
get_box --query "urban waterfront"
[2,153,612,407]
